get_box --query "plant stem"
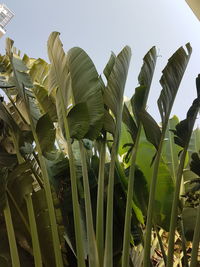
[7,189,30,234]
[190,204,200,267]
[4,199,20,267]
[96,140,106,267]
[122,128,141,267]
[143,137,164,267]
[103,141,117,267]
[25,193,43,267]
[178,216,189,267]
[166,148,187,267]
[26,107,64,267]
[79,141,99,267]
[155,226,167,266]
[57,89,86,267]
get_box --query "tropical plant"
[0,33,199,267]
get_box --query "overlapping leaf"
[158,43,192,125]
[104,46,131,124]
[47,32,70,104]
[36,114,56,155]
[67,47,104,140]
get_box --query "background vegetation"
[0,32,199,266]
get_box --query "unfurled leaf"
[47,32,71,105]
[68,47,104,140]
[67,102,90,140]
[158,43,192,125]
[131,46,157,122]
[104,46,131,123]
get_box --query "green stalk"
[178,216,189,267]
[26,107,64,267]
[155,226,167,266]
[57,89,86,267]
[143,134,165,267]
[25,194,43,267]
[79,141,99,267]
[96,140,106,267]
[166,148,187,267]
[4,199,20,267]
[103,141,117,267]
[190,204,200,266]
[33,135,64,267]
[122,127,141,267]
[7,189,30,234]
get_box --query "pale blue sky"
[1,0,200,123]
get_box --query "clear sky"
[1,0,200,123]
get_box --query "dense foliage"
[0,33,199,266]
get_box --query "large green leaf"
[162,116,182,181]
[158,43,192,125]
[67,103,90,140]
[131,46,157,122]
[122,103,138,143]
[103,52,116,80]
[36,114,56,155]
[47,32,70,104]
[139,110,161,150]
[136,130,174,230]
[67,47,104,140]
[103,46,131,125]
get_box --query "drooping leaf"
[67,102,90,140]
[67,47,104,140]
[36,114,56,154]
[122,103,138,142]
[158,43,192,125]
[139,109,161,150]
